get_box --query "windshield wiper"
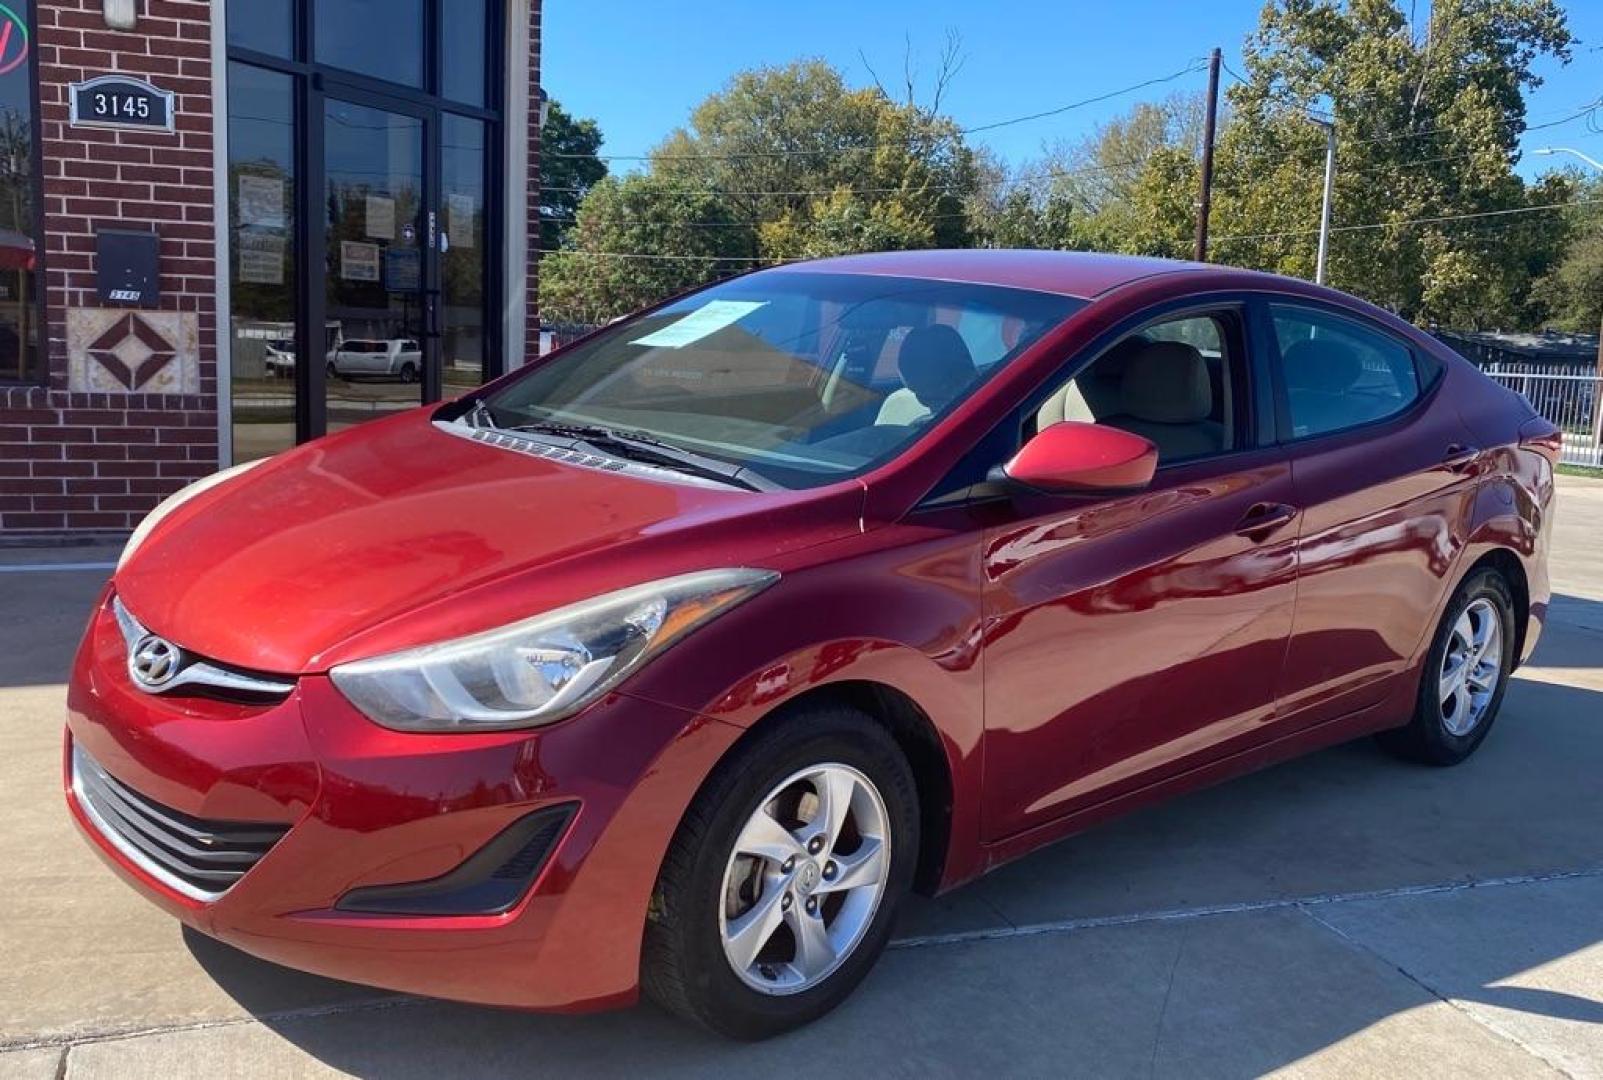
[507,420,780,493]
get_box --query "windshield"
[482,271,1082,489]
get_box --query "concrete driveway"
[3,476,1600,1079]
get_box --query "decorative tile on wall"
[67,309,200,395]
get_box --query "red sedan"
[66,251,1558,1038]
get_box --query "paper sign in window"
[340,241,380,282]
[238,175,285,229]
[629,301,767,348]
[447,193,476,249]
[365,195,396,241]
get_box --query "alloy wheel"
[718,763,891,995]
[1438,597,1503,736]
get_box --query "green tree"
[545,59,982,319]
[539,99,608,252]
[651,60,977,258]
[539,174,749,324]
[1210,0,1572,324]
[1533,173,1603,332]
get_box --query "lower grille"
[71,745,289,902]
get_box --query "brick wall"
[0,0,217,535]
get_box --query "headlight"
[118,457,269,570]
[329,568,778,732]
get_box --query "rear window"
[1271,305,1421,439]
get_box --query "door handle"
[1234,501,1298,539]
[1441,444,1480,472]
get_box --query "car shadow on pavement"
[181,672,1603,1078]
[1532,594,1603,666]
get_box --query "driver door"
[979,306,1300,840]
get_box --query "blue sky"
[543,0,1603,179]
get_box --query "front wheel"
[642,707,918,1039]
[1378,568,1516,766]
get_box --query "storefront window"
[0,0,40,384]
[442,114,487,392]
[315,0,424,88]
[227,63,298,461]
[441,0,488,106]
[226,0,293,59]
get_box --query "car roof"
[771,249,1230,299]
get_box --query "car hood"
[114,411,861,673]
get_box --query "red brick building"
[0,0,542,536]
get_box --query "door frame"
[303,78,442,439]
[221,0,511,455]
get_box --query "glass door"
[318,92,434,435]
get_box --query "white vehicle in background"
[325,338,422,383]
[262,338,297,378]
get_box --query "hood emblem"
[129,633,183,691]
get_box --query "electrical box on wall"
[96,229,161,307]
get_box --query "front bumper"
[64,589,740,1011]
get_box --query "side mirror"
[996,421,1158,494]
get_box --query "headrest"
[1281,338,1362,395]
[1119,341,1212,424]
[897,324,976,411]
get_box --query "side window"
[1270,305,1420,439]
[1034,312,1243,465]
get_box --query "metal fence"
[1482,363,1603,468]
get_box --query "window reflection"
[227,63,298,461]
[315,0,424,88]
[226,0,293,58]
[443,114,487,392]
[441,0,488,105]
[324,99,425,434]
[0,0,39,384]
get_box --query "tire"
[398,362,418,384]
[1378,567,1516,766]
[642,706,919,1039]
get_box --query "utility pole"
[1314,118,1336,285]
[1193,47,1222,262]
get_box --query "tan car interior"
[1034,324,1232,462]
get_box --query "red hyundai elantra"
[66,251,1557,1038]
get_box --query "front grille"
[71,745,289,902]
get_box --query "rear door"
[1264,301,1477,727]
[979,304,1300,840]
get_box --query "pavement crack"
[1296,904,1579,1080]
[2,995,417,1055]
[1146,926,1186,1079]
[888,866,1603,951]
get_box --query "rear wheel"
[642,707,918,1039]
[398,361,418,384]
[1378,568,1515,766]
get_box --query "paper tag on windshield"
[629,300,766,348]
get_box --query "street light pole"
[1533,147,1603,172]
[1314,118,1336,285]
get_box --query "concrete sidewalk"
[3,478,1600,1078]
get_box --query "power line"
[547,61,1209,162]
[536,197,1603,262]
[1211,196,1603,243]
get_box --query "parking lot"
[2,474,1600,1079]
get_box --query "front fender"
[621,517,990,889]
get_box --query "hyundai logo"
[129,633,182,691]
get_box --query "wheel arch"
[1464,547,1530,667]
[693,680,957,897]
